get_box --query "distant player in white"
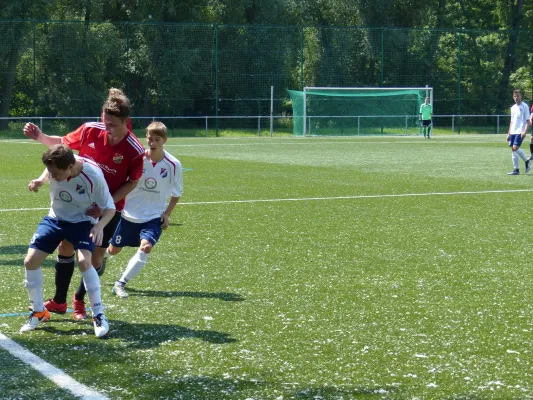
[21,144,115,337]
[109,121,183,298]
[506,89,531,175]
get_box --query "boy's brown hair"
[42,144,75,169]
[102,88,131,121]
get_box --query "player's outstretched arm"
[90,208,115,247]
[28,168,49,192]
[161,196,180,229]
[23,122,62,147]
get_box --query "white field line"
[1,188,533,212]
[0,331,109,400]
[1,138,490,147]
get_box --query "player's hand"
[86,203,103,218]
[23,122,42,141]
[28,179,45,192]
[161,213,170,230]
[90,226,104,247]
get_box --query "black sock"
[74,276,87,301]
[53,254,75,304]
[529,143,533,157]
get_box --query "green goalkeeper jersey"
[420,103,432,120]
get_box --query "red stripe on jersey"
[164,156,177,175]
[80,171,94,193]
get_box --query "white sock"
[119,250,149,285]
[516,148,528,161]
[25,268,44,312]
[513,152,520,169]
[82,267,104,316]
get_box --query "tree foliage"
[1,0,533,124]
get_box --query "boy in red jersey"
[24,89,145,319]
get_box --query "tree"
[0,0,51,128]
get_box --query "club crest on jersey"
[160,168,168,178]
[145,177,157,189]
[59,191,73,202]
[75,184,85,194]
[113,153,124,164]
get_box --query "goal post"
[288,87,433,136]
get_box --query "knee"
[57,241,74,256]
[24,255,37,270]
[78,259,91,272]
[108,245,121,256]
[139,243,152,254]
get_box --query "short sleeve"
[172,161,183,197]
[128,153,144,181]
[94,175,116,212]
[61,124,87,151]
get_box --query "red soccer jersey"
[62,122,145,211]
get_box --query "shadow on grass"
[39,318,237,346]
[121,287,245,302]
[0,244,57,269]
[0,245,30,255]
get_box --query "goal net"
[288,87,433,136]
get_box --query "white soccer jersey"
[48,156,115,224]
[510,102,530,135]
[122,150,183,223]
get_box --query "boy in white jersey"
[109,122,183,298]
[21,144,115,337]
[506,89,531,175]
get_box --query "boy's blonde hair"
[146,121,167,139]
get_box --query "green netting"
[289,88,428,136]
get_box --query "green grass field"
[1,134,533,399]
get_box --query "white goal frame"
[302,86,433,136]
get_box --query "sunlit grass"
[0,134,531,399]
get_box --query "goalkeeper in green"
[419,97,432,139]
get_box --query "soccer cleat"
[526,159,531,173]
[93,313,109,338]
[44,298,68,314]
[112,282,129,298]
[72,297,88,320]
[507,169,520,175]
[20,309,50,333]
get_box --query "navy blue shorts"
[110,217,162,248]
[29,216,94,254]
[422,119,432,127]
[509,134,524,147]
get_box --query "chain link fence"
[1,21,531,136]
